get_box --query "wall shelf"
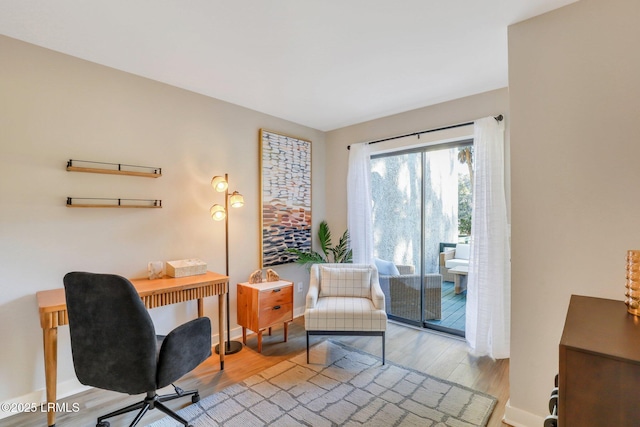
[66,197,162,208]
[66,159,162,178]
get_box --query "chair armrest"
[156,317,211,388]
[440,250,455,266]
[396,264,415,275]
[306,279,319,309]
[371,279,385,310]
[387,273,442,289]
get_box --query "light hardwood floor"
[2,317,509,427]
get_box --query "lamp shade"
[229,191,244,208]
[211,176,228,192]
[209,204,226,221]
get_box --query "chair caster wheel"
[97,422,110,427]
[192,393,200,403]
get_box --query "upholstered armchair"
[305,263,387,364]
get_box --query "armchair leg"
[306,330,386,365]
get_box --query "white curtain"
[465,116,510,359]
[347,142,374,264]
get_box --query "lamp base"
[214,340,243,355]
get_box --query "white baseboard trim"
[503,399,544,427]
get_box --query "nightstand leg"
[257,330,263,353]
[284,321,289,342]
[242,327,247,344]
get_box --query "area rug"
[147,341,496,427]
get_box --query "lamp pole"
[214,173,243,355]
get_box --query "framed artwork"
[259,129,312,267]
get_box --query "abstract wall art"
[259,129,312,267]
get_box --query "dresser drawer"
[258,302,293,329]
[260,286,293,307]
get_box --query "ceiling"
[0,0,577,131]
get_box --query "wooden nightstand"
[237,280,293,352]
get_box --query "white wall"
[324,89,509,234]
[0,35,325,406]
[508,0,640,424]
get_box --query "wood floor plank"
[0,317,510,427]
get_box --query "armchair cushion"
[454,243,470,260]
[319,265,372,298]
[443,243,471,269]
[374,258,400,276]
[305,296,387,331]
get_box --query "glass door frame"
[371,138,473,336]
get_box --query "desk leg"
[218,294,225,370]
[197,298,204,318]
[43,327,57,427]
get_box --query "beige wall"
[508,0,640,424]
[324,88,509,234]
[0,35,325,405]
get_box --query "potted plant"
[286,220,352,269]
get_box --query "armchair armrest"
[440,250,455,266]
[371,280,385,310]
[396,264,415,275]
[156,317,211,388]
[306,279,319,309]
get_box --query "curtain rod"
[347,114,503,150]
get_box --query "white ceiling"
[0,0,577,131]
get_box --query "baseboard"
[503,399,544,427]
[0,379,90,421]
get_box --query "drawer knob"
[272,289,281,293]
[273,305,281,310]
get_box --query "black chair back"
[63,272,158,394]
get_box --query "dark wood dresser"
[559,295,640,426]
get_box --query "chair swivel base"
[96,386,199,427]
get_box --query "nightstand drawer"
[259,302,293,328]
[260,286,292,307]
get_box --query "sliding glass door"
[371,140,472,335]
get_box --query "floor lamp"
[210,173,244,355]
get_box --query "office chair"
[64,272,212,427]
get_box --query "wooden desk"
[36,271,228,427]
